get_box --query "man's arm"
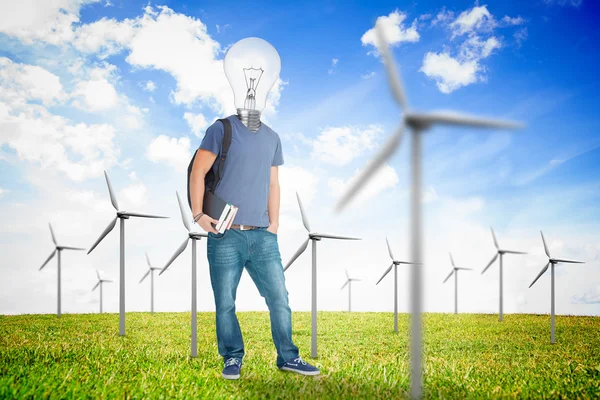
[191,148,219,233]
[267,165,280,232]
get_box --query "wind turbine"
[332,20,524,399]
[443,253,472,314]
[139,252,163,314]
[92,269,113,313]
[376,237,415,332]
[159,191,208,357]
[340,269,361,312]
[284,191,361,358]
[87,170,168,336]
[529,231,585,344]
[481,228,527,322]
[38,223,86,316]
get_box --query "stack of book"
[215,203,238,233]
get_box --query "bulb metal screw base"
[237,108,261,132]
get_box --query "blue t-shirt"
[198,114,284,227]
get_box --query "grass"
[1,312,599,399]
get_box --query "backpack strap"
[214,118,232,188]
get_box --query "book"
[225,206,238,230]
[203,190,238,230]
[216,204,232,232]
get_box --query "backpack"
[186,118,232,210]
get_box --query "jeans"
[207,226,299,368]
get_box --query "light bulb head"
[223,37,281,131]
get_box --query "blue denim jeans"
[206,226,299,368]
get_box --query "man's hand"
[198,214,220,234]
[267,222,279,235]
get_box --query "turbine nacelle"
[529,231,585,288]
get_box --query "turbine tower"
[340,269,361,312]
[139,252,162,314]
[481,228,527,322]
[92,269,113,313]
[376,237,415,332]
[38,223,86,316]
[87,170,168,336]
[284,191,361,358]
[332,21,524,399]
[529,231,584,344]
[160,191,208,357]
[443,253,472,314]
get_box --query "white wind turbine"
[340,269,361,312]
[529,231,585,344]
[87,170,168,336]
[443,253,472,314]
[333,21,524,399]
[284,191,361,358]
[376,237,415,332]
[38,223,86,316]
[481,228,527,321]
[159,191,208,357]
[92,269,113,313]
[139,252,163,314]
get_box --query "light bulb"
[223,37,281,132]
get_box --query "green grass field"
[1,312,599,399]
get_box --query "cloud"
[141,80,156,92]
[0,187,7,198]
[328,58,338,75]
[310,124,383,166]
[502,16,526,26]
[449,5,496,37]
[328,164,399,209]
[420,52,480,94]
[72,77,119,111]
[184,112,209,137]
[514,28,528,48]
[0,57,66,106]
[361,9,419,55]
[145,134,192,172]
[573,286,600,304]
[361,71,376,80]
[543,0,583,7]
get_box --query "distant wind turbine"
[87,170,168,336]
[529,231,585,344]
[481,228,527,322]
[38,223,86,316]
[92,269,113,313]
[443,253,472,314]
[340,269,361,312]
[160,191,208,357]
[376,237,415,332]
[139,252,163,314]
[284,191,361,358]
[332,21,524,400]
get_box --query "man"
[190,113,320,380]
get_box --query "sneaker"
[279,356,320,376]
[222,357,242,380]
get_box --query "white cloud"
[361,9,419,55]
[0,187,7,198]
[543,0,583,7]
[142,80,156,92]
[449,5,495,37]
[146,135,191,172]
[501,16,525,26]
[0,57,66,106]
[514,28,528,48]
[420,52,480,94]
[183,112,209,137]
[573,286,600,304]
[328,164,399,209]
[432,8,454,26]
[72,78,119,111]
[328,58,338,75]
[310,125,383,166]
[72,16,136,58]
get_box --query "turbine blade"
[61,246,86,251]
[457,267,473,271]
[540,231,551,258]
[104,170,119,211]
[397,261,416,264]
[345,269,349,279]
[376,263,394,285]
[176,191,191,232]
[385,237,395,260]
[481,253,498,274]
[314,233,361,240]
[48,223,57,245]
[443,269,454,283]
[502,250,527,255]
[123,212,168,219]
[340,280,349,290]
[374,19,408,108]
[295,192,311,232]
[92,282,100,291]
[334,124,405,213]
[145,252,151,268]
[96,269,100,280]
[283,238,310,272]
[39,249,57,271]
[139,269,150,283]
[552,258,585,264]
[491,227,499,249]
[409,111,524,130]
[449,252,455,267]
[103,280,114,283]
[529,262,550,288]
[87,217,118,254]
[159,237,190,275]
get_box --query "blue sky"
[0,0,599,316]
